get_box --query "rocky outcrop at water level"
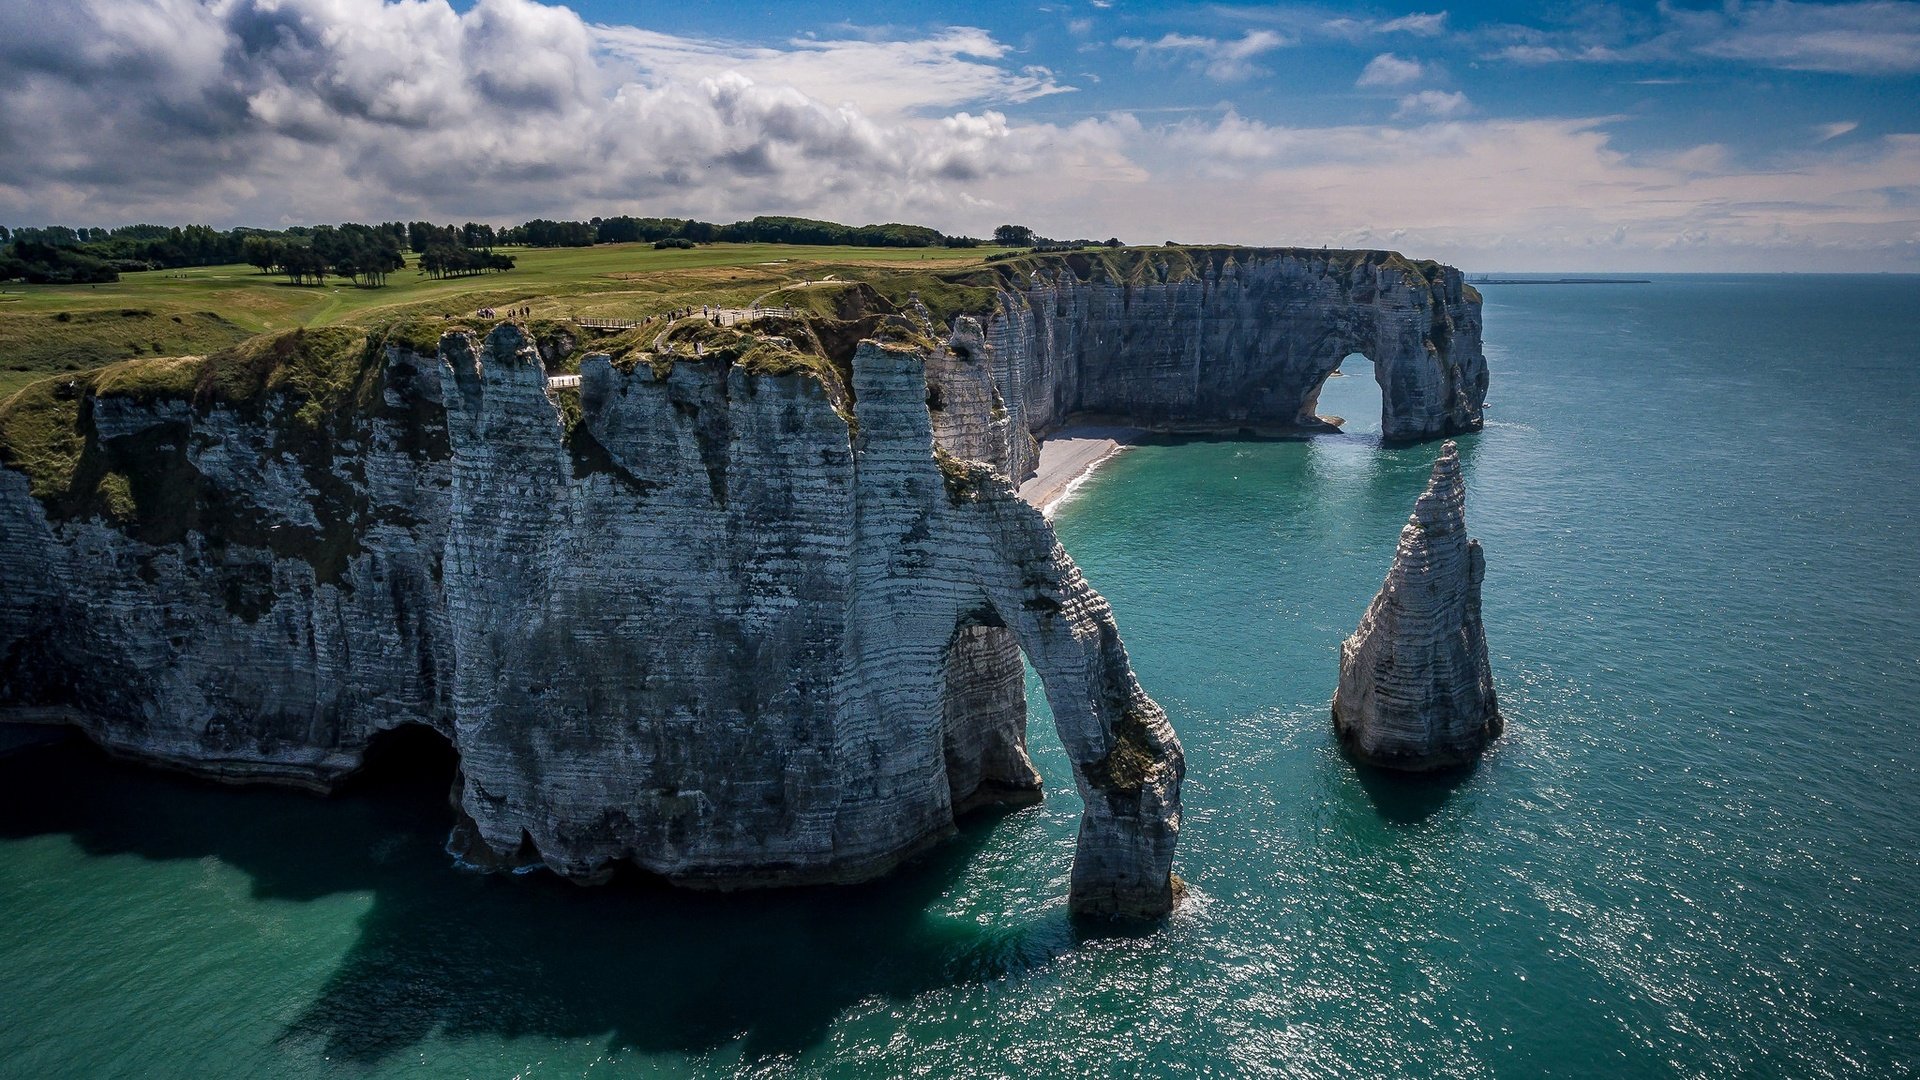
[0,247,1487,918]
[1333,441,1502,770]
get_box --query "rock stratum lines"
[0,247,1488,917]
[1333,441,1503,771]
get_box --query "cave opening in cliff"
[342,723,460,804]
[1314,353,1383,434]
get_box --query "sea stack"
[1333,441,1502,770]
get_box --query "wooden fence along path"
[573,308,798,332]
[715,306,798,326]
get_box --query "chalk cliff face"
[1333,441,1502,770]
[0,323,1181,917]
[977,248,1486,480]
[0,246,1485,914]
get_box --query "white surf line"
[1038,441,1133,519]
[1018,427,1144,519]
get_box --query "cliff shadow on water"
[0,738,1070,1063]
[1346,758,1479,826]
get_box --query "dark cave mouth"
[341,723,460,799]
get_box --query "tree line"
[0,220,515,287]
[512,215,971,249]
[0,214,1118,286]
[242,225,409,287]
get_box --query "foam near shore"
[1018,426,1145,517]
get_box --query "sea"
[2,274,1916,1078]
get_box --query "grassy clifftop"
[962,245,1462,291]
[0,241,1018,400]
[0,310,869,520]
[0,241,1476,403]
[0,241,1478,514]
[0,326,386,513]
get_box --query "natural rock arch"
[0,245,1493,921]
[847,345,1184,918]
[975,248,1487,457]
[1299,352,1387,432]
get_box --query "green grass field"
[0,242,1015,400]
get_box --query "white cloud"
[1114,30,1291,81]
[1678,0,1920,75]
[1380,12,1449,35]
[1815,120,1860,142]
[999,113,1920,270]
[0,0,1095,227]
[1493,44,1568,64]
[593,24,1073,118]
[0,0,1913,271]
[1322,12,1449,39]
[1395,90,1469,118]
[1487,0,1920,75]
[1357,53,1426,87]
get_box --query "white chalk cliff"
[0,247,1490,916]
[1333,441,1502,770]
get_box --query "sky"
[1,0,1917,271]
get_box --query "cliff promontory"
[1333,441,1502,770]
[0,318,1182,916]
[0,246,1487,915]
[969,246,1487,480]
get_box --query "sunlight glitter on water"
[2,275,1917,1077]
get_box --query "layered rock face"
[979,248,1486,480]
[1333,441,1502,770]
[0,324,1182,917]
[0,245,1484,913]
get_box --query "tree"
[1105,237,1123,248]
[280,245,326,286]
[243,236,282,274]
[418,244,514,279]
[993,224,1035,246]
[1,239,118,283]
[510,219,596,247]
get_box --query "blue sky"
[3,0,1917,270]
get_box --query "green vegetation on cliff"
[0,327,393,595]
[0,375,87,501]
[1085,708,1164,795]
[196,326,380,431]
[0,242,1016,401]
[0,309,252,394]
[932,446,996,504]
[0,240,1474,534]
[0,241,1470,405]
[971,244,1457,292]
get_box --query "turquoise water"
[4,275,1918,1077]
